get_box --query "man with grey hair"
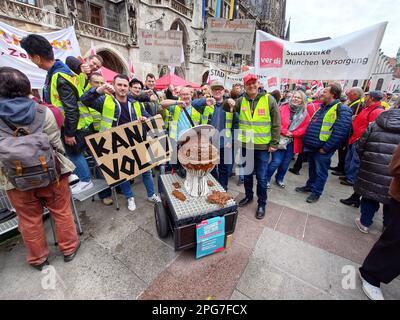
[331,87,365,175]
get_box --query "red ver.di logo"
[259,41,283,68]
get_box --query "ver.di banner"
[255,22,387,80]
[0,21,81,89]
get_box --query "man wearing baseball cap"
[223,74,281,219]
[191,80,237,191]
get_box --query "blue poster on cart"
[196,216,225,259]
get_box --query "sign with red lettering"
[256,22,387,80]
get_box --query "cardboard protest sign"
[206,18,256,55]
[138,29,183,66]
[85,115,170,187]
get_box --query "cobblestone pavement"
[1,160,399,300]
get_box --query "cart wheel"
[155,202,169,238]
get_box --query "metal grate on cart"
[160,173,236,223]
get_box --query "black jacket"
[66,56,82,75]
[354,109,400,204]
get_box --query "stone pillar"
[191,0,203,29]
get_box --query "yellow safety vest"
[80,82,102,132]
[169,105,201,140]
[381,101,390,110]
[201,105,233,138]
[238,95,272,145]
[50,72,93,130]
[76,72,92,93]
[348,98,365,108]
[99,98,142,132]
[316,103,340,142]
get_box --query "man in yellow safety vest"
[223,74,281,219]
[296,83,353,203]
[81,74,161,211]
[160,87,215,177]
[21,34,94,195]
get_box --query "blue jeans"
[98,170,155,200]
[306,150,335,196]
[241,148,270,208]
[266,142,294,183]
[66,152,91,182]
[211,147,233,191]
[344,142,360,184]
[360,197,391,228]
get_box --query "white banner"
[138,29,183,67]
[206,18,256,55]
[255,22,387,80]
[0,21,81,89]
[209,64,281,91]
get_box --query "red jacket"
[348,101,385,145]
[280,103,311,154]
[306,101,321,117]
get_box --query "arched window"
[352,80,359,87]
[375,78,384,91]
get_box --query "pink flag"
[129,58,135,79]
[281,78,288,86]
[89,41,96,56]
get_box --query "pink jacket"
[280,103,310,154]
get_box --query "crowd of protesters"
[0,32,399,300]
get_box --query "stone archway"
[97,50,126,74]
[170,18,190,78]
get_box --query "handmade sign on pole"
[255,22,387,80]
[209,64,272,89]
[206,18,256,55]
[85,115,171,187]
[0,21,81,89]
[138,29,183,66]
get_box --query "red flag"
[267,77,277,87]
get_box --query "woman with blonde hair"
[267,90,311,188]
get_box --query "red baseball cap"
[243,74,258,85]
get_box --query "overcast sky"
[286,0,399,57]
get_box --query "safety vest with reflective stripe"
[316,103,340,142]
[80,82,103,132]
[238,95,272,145]
[169,106,201,140]
[99,98,143,132]
[76,72,91,93]
[50,72,93,130]
[201,105,233,138]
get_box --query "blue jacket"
[192,98,238,147]
[44,59,75,103]
[303,100,352,153]
[81,88,151,128]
